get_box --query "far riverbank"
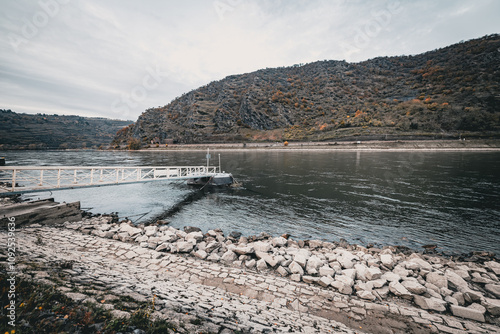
[129,139,500,152]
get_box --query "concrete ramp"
[0,198,82,227]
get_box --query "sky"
[1,0,499,121]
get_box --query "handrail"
[0,166,219,194]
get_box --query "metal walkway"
[0,165,218,194]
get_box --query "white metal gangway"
[0,165,218,194]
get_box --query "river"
[2,149,499,255]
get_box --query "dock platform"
[0,165,218,194]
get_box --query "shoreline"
[130,139,500,152]
[2,214,499,333]
[3,139,500,153]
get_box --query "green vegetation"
[0,273,183,333]
[112,34,500,144]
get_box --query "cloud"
[0,0,499,120]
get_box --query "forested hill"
[0,110,132,149]
[113,34,500,145]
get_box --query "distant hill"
[0,110,132,150]
[112,34,500,145]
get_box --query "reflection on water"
[2,149,500,254]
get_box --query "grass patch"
[0,273,181,333]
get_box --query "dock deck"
[0,165,218,194]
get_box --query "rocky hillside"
[0,110,132,150]
[113,35,500,145]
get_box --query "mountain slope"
[113,35,500,145]
[0,110,132,149]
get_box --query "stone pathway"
[8,226,360,333]
[3,225,500,333]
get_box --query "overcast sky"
[1,0,499,121]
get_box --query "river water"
[2,149,499,255]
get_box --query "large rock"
[374,286,390,299]
[354,263,369,281]
[305,256,323,275]
[221,250,238,262]
[253,241,272,253]
[271,237,287,247]
[155,242,170,252]
[160,231,178,243]
[289,261,304,275]
[357,290,376,301]
[319,266,335,277]
[380,254,394,269]
[332,275,354,295]
[485,284,500,298]
[337,251,357,269]
[294,253,309,268]
[144,225,157,236]
[207,253,221,262]
[445,269,469,292]
[207,229,221,237]
[245,259,256,269]
[450,304,485,322]
[342,268,357,280]
[117,232,131,242]
[194,250,207,260]
[371,278,387,288]
[308,240,323,249]
[413,295,446,312]
[175,229,187,239]
[452,292,465,306]
[485,261,500,275]
[135,234,149,243]
[482,297,500,316]
[256,259,268,271]
[336,275,355,287]
[463,289,483,303]
[393,265,410,278]
[402,279,426,295]
[176,241,194,253]
[426,271,448,289]
[276,266,289,277]
[185,231,204,243]
[255,251,279,267]
[318,275,334,287]
[120,224,142,238]
[366,267,382,281]
[302,276,319,284]
[233,245,254,255]
[405,257,432,271]
[381,272,401,282]
[205,241,220,253]
[389,281,413,299]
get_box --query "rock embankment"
[4,214,500,333]
[60,216,500,332]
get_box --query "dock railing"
[0,166,218,194]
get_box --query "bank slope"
[0,109,132,150]
[113,34,500,145]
